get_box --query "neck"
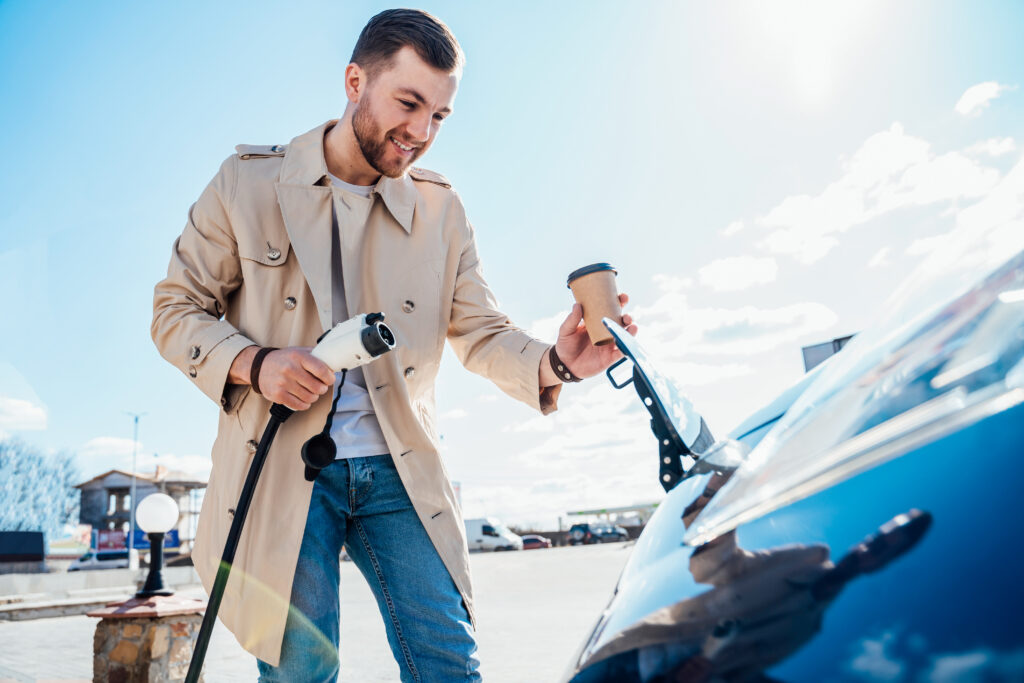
[324,112,382,186]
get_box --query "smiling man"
[152,8,635,682]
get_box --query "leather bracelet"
[250,347,278,395]
[549,346,583,383]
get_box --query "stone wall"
[93,613,203,682]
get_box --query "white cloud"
[925,647,1024,683]
[152,453,211,478]
[758,123,1001,263]
[965,137,1016,157]
[0,396,47,430]
[527,311,566,341]
[634,284,839,357]
[698,255,778,292]
[478,393,499,403]
[847,632,904,681]
[955,81,1013,117]
[657,361,754,387]
[651,274,693,293]
[905,233,953,257]
[440,408,468,420]
[721,220,744,237]
[79,436,143,460]
[868,246,891,268]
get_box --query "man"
[152,9,636,681]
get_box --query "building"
[75,466,206,550]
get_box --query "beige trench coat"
[152,120,561,665]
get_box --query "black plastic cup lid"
[567,263,617,288]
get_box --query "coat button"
[402,300,415,313]
[284,296,297,310]
[246,440,258,453]
[188,365,197,378]
[190,345,201,360]
[267,247,282,261]
[404,366,415,378]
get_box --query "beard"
[351,98,424,178]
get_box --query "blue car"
[564,245,1024,682]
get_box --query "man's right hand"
[229,346,335,411]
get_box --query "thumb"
[558,303,584,338]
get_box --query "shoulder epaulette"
[409,167,452,189]
[235,144,287,160]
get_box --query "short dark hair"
[351,9,464,78]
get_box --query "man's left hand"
[555,293,638,380]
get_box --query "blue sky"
[2,1,1022,527]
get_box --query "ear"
[344,63,365,104]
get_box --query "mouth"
[389,136,417,156]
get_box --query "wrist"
[249,347,279,395]
[228,345,259,385]
[549,345,583,383]
[539,347,563,388]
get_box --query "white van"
[67,549,130,571]
[464,517,522,552]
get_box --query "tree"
[0,439,80,545]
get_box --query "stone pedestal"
[88,595,205,682]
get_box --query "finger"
[558,303,584,338]
[285,383,320,405]
[283,391,313,412]
[621,313,633,326]
[626,323,638,336]
[300,355,336,386]
[286,398,313,412]
[295,373,330,397]
[618,293,629,307]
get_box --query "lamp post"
[125,411,146,570]
[135,493,179,598]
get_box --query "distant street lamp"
[125,411,146,569]
[135,493,179,598]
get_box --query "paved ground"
[0,543,632,682]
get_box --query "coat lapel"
[273,120,420,334]
[274,122,336,332]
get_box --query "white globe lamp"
[135,493,179,597]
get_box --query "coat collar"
[280,120,417,234]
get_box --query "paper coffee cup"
[567,263,621,346]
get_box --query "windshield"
[685,220,1024,545]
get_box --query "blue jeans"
[256,454,481,682]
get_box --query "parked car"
[464,517,522,551]
[521,534,553,550]
[569,523,630,545]
[67,549,129,571]
[564,244,1024,681]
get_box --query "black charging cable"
[186,369,347,682]
[186,401,293,683]
[300,369,347,481]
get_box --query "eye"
[398,99,415,109]
[433,113,447,122]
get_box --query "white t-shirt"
[326,173,390,459]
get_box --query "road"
[0,542,632,682]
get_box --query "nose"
[407,110,432,144]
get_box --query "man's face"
[351,46,459,178]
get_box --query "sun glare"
[752,1,879,108]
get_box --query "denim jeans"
[256,453,481,682]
